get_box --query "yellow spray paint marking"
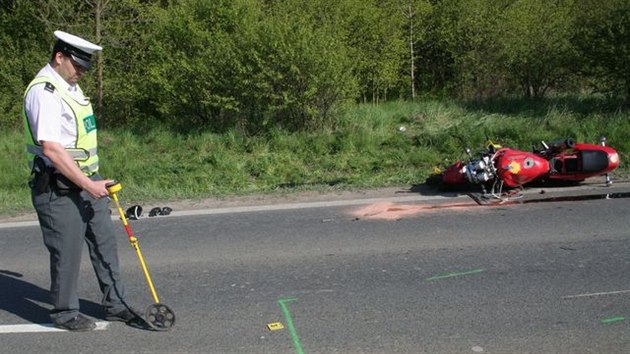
[267,322,285,331]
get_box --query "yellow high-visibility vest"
[23,76,99,175]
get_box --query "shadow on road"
[406,182,472,198]
[0,269,102,324]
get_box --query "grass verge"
[2,97,628,217]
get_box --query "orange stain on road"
[351,201,479,220]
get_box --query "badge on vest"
[83,115,96,133]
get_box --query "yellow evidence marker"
[267,322,285,331]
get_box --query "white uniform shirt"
[24,64,88,148]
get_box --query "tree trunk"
[407,4,416,100]
[95,0,105,121]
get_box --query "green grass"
[2,97,628,217]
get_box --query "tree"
[397,0,433,100]
[573,0,630,101]
[247,0,358,130]
[140,0,254,131]
[497,0,577,98]
[91,0,159,127]
[417,0,504,98]
[402,3,417,99]
[0,0,155,127]
[336,1,406,104]
[141,0,363,133]
[0,1,53,129]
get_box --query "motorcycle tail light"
[609,152,619,164]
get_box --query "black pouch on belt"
[30,156,52,194]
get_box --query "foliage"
[572,0,630,101]
[93,0,157,128]
[337,0,407,103]
[139,0,360,133]
[2,0,630,131]
[0,1,49,129]
[244,0,358,131]
[497,0,578,98]
[139,0,255,131]
[419,0,504,98]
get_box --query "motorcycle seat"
[581,150,609,173]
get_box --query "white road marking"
[563,289,630,299]
[0,321,108,333]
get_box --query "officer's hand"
[85,179,113,199]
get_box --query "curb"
[2,179,629,230]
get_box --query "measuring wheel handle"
[106,180,122,194]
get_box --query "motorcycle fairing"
[442,161,467,184]
[495,148,549,187]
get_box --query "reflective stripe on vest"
[23,76,99,175]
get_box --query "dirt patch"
[350,201,478,220]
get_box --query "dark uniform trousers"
[31,174,128,324]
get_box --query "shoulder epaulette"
[44,82,55,93]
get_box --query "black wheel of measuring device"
[145,303,176,331]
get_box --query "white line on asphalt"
[0,321,109,334]
[563,290,630,299]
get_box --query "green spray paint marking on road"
[601,316,625,324]
[427,268,485,281]
[278,297,305,354]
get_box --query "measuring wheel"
[145,303,176,331]
[106,181,176,331]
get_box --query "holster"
[29,156,80,195]
[29,156,53,194]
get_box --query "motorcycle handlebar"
[548,138,575,151]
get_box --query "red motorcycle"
[430,137,620,201]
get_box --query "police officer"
[23,30,140,331]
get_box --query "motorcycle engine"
[464,156,495,184]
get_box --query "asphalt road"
[1,183,630,353]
